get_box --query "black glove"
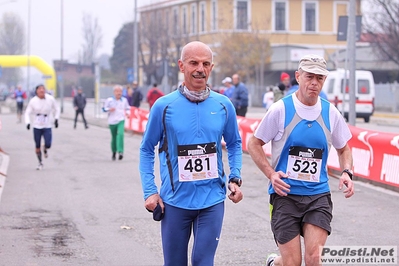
[26,124,30,130]
[54,119,58,128]
[146,203,164,221]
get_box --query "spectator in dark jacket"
[131,81,143,107]
[231,73,249,117]
[73,87,88,129]
[125,86,133,105]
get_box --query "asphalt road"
[0,105,398,265]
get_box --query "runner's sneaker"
[266,253,278,266]
[112,152,116,161]
[36,163,43,170]
[118,153,123,160]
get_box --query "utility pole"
[133,0,138,84]
[60,0,64,113]
[347,0,356,125]
[27,0,31,97]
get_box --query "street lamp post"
[59,0,64,113]
[27,0,31,97]
[347,0,356,126]
[133,0,138,83]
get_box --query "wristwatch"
[229,177,242,187]
[341,169,353,180]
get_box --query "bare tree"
[363,0,399,66]
[214,32,271,82]
[81,13,103,65]
[138,7,190,87]
[139,10,173,85]
[0,12,25,86]
[139,11,161,85]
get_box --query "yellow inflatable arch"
[0,55,57,94]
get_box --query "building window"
[333,2,348,33]
[173,7,179,36]
[200,1,206,33]
[165,10,170,35]
[182,6,188,35]
[211,0,217,31]
[304,2,317,32]
[236,0,248,30]
[164,10,170,34]
[191,4,197,34]
[157,10,162,33]
[274,1,286,31]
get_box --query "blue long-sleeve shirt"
[139,90,242,210]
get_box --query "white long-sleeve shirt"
[25,94,60,129]
[102,97,131,125]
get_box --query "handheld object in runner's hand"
[146,203,164,221]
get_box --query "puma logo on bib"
[178,142,218,182]
[286,146,323,182]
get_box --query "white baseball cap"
[298,54,329,76]
[222,77,232,84]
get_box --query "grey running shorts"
[269,192,333,245]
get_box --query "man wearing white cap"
[248,54,354,266]
[222,77,234,99]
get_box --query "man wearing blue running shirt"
[248,54,354,266]
[139,41,243,266]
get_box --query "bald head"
[232,74,240,85]
[180,41,213,62]
[178,41,214,92]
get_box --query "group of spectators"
[219,73,249,117]
[217,71,329,117]
[121,81,165,110]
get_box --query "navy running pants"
[161,202,224,266]
[33,128,52,149]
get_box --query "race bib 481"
[178,142,218,182]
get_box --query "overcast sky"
[0,0,154,65]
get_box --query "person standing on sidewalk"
[14,85,27,123]
[125,85,133,106]
[274,72,291,103]
[231,73,249,117]
[102,85,130,161]
[247,54,354,266]
[263,87,274,111]
[25,84,60,170]
[73,86,88,129]
[222,77,234,100]
[131,81,143,108]
[139,41,243,266]
[146,83,164,110]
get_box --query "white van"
[323,69,375,123]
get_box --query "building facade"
[138,0,363,92]
[53,60,95,98]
